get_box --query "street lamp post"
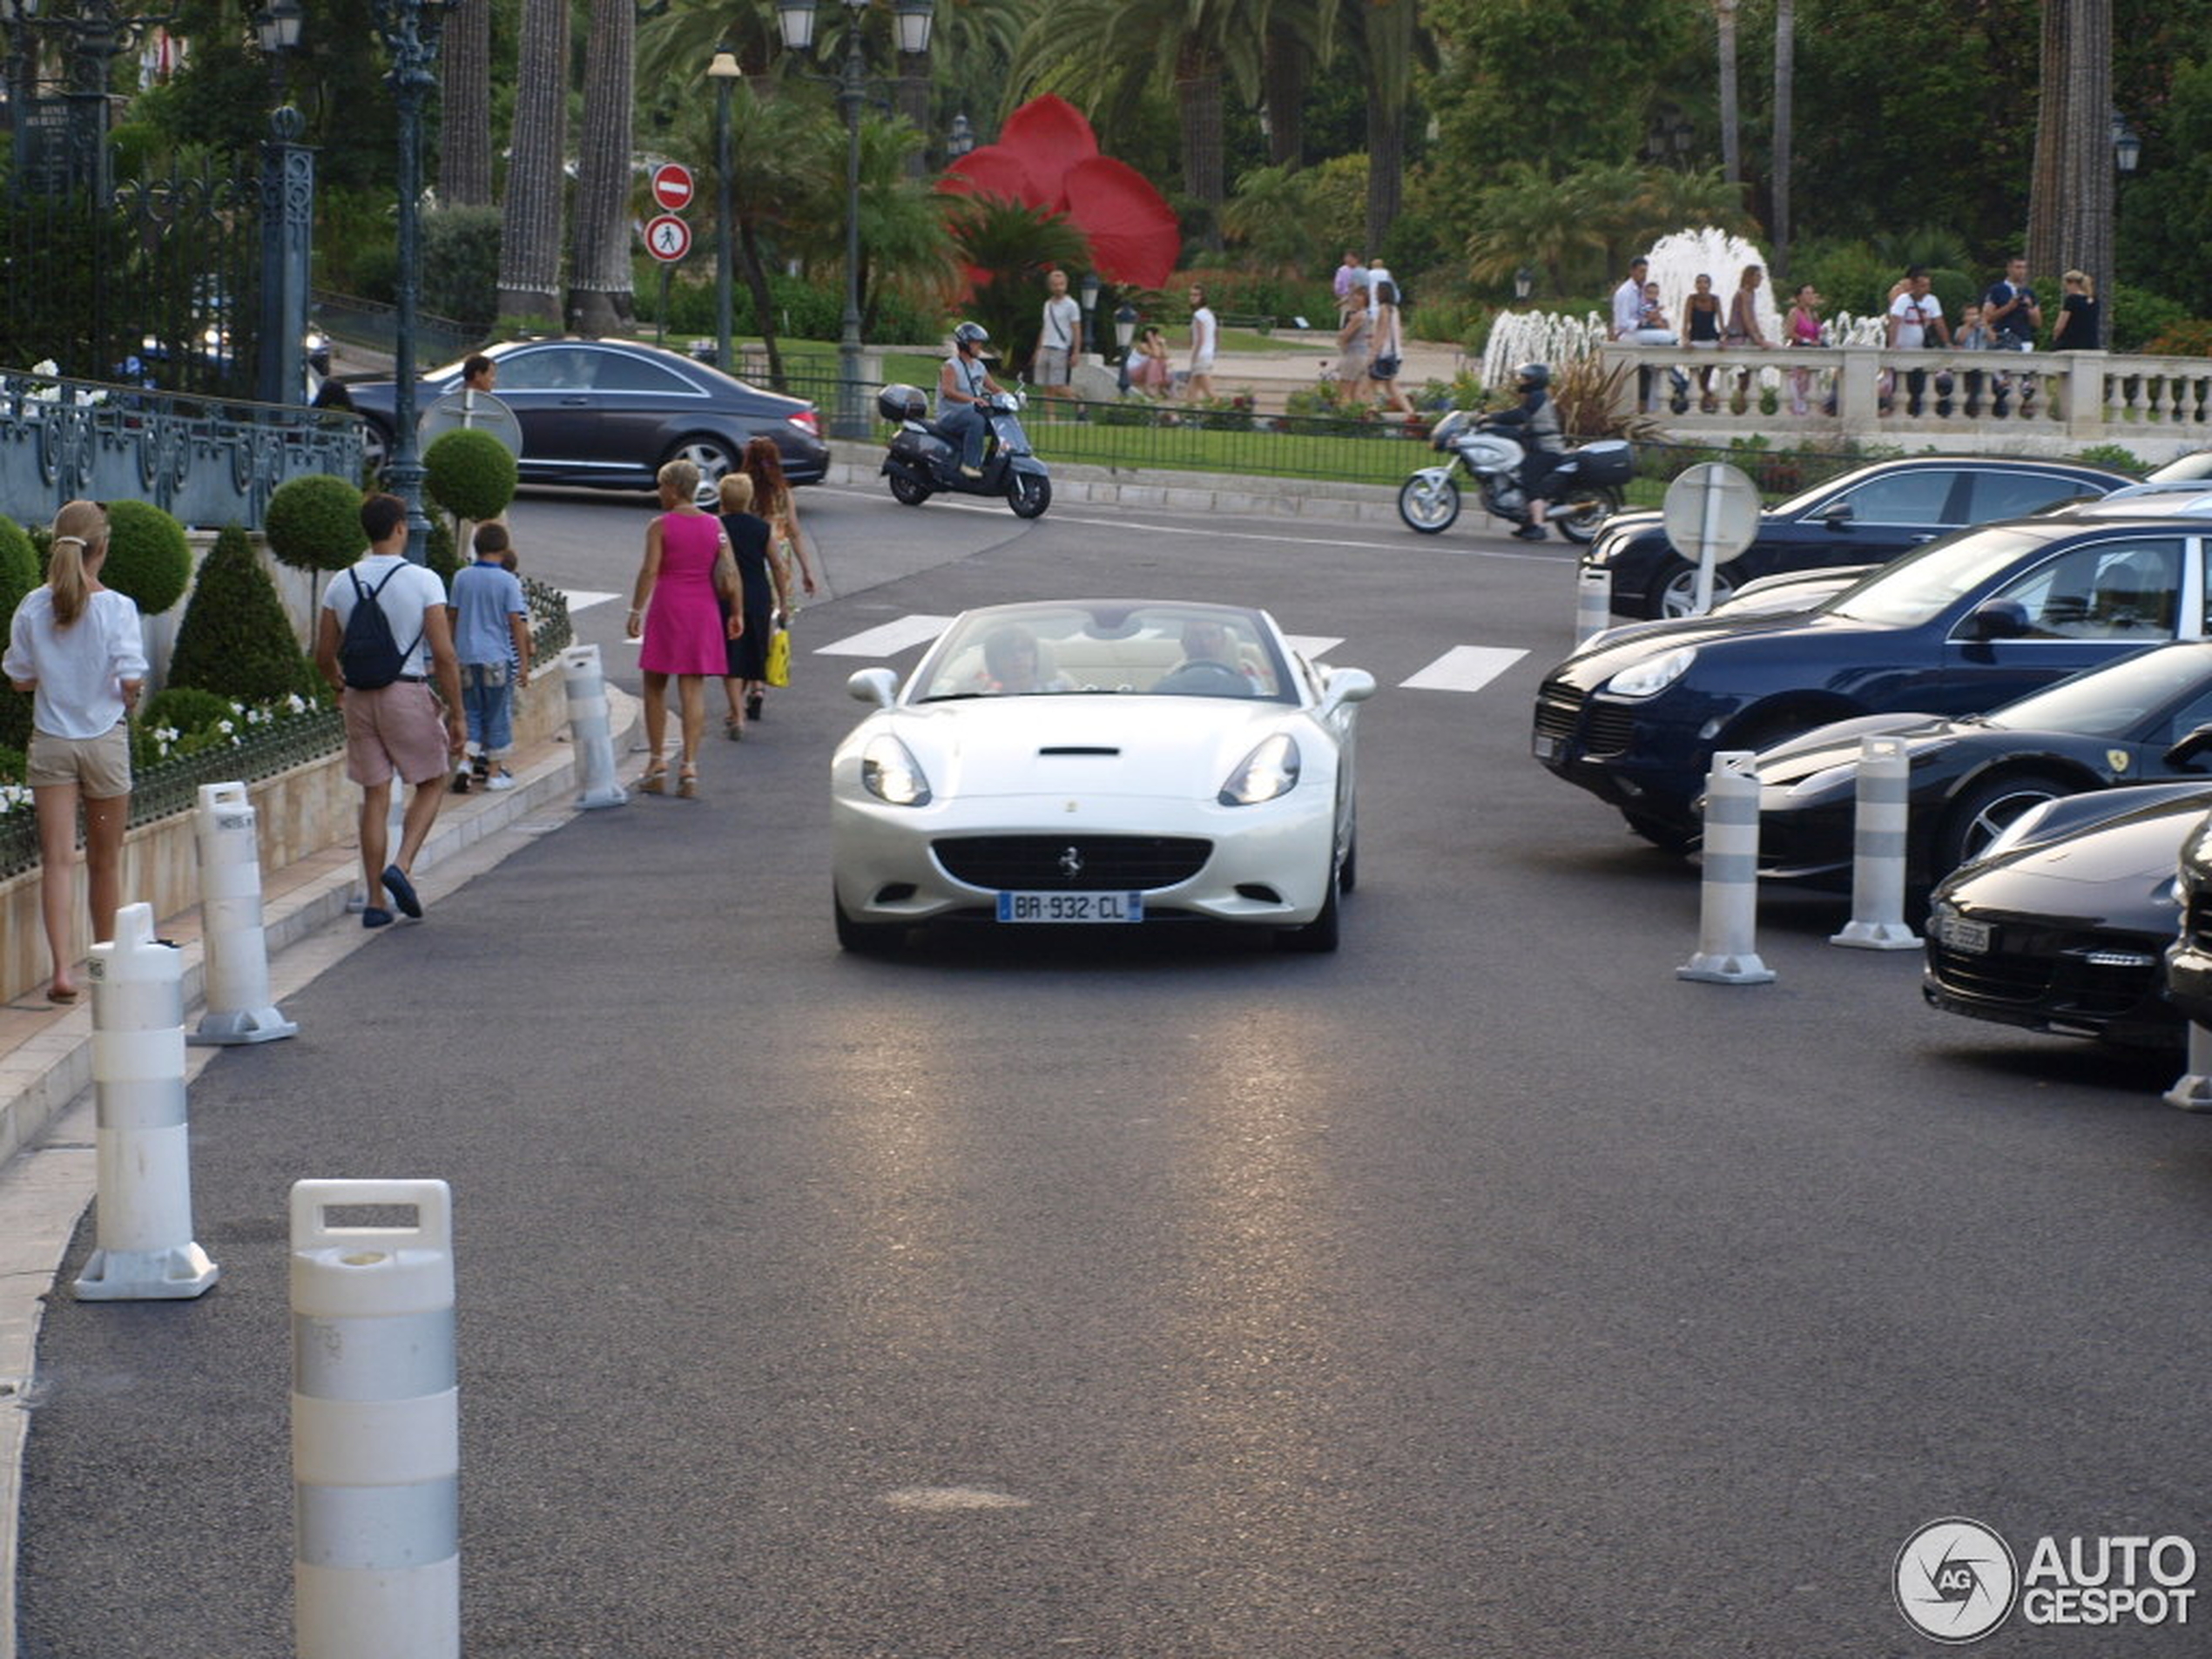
[1514,266,1534,304]
[709,46,742,374]
[1079,270,1100,362]
[255,0,311,408]
[946,111,974,160]
[1113,300,1136,362]
[778,0,934,441]
[369,0,455,563]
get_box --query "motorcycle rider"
[937,321,1008,478]
[1487,362,1562,541]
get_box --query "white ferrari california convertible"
[830,599,1376,952]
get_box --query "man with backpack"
[314,493,466,928]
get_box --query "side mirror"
[1959,599,2029,642]
[1819,500,1855,527]
[1322,667,1377,708]
[2165,724,2212,770]
[846,666,898,707]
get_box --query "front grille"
[1585,704,1636,757]
[2187,894,2212,952]
[1533,680,1585,746]
[1929,946,2051,1005]
[1930,938,2159,1017]
[934,835,1211,891]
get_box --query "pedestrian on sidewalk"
[1184,284,1217,402]
[740,435,815,723]
[447,522,531,794]
[1368,280,1414,417]
[314,492,466,928]
[1035,267,1081,410]
[626,459,738,800]
[715,470,783,741]
[4,500,145,1002]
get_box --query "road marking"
[560,589,621,615]
[813,615,955,657]
[880,1486,1033,1512]
[1285,635,1344,658]
[1399,645,1528,693]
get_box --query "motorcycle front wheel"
[1008,471,1052,519]
[1551,483,1621,545]
[887,470,932,507]
[1397,475,1460,534]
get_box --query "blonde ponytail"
[46,500,108,627]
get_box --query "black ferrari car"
[1753,641,2212,885]
[1923,784,2212,1051]
[1583,455,2130,620]
[347,337,828,496]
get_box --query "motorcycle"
[878,383,1053,520]
[1397,411,1630,543]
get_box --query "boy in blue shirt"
[448,522,531,792]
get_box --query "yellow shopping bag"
[765,625,791,688]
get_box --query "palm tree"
[2029,0,2115,305]
[1464,161,1605,296]
[1771,0,1794,278]
[942,192,1093,358]
[1714,0,1742,184]
[1358,0,1418,253]
[570,0,637,334]
[438,0,492,207]
[496,0,566,324]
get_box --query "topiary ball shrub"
[168,523,321,705]
[102,499,192,617]
[423,427,518,523]
[266,472,366,574]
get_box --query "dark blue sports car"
[1534,500,2212,850]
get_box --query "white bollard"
[1676,750,1776,984]
[190,781,298,1043]
[292,1178,460,1659]
[73,902,219,1300]
[2165,1023,2212,1111]
[561,643,627,809]
[1831,736,1920,950]
[1575,563,1614,644]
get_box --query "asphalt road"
[16,479,2212,1656]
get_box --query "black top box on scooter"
[1573,440,1634,487]
[878,384,928,422]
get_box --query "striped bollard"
[292,1179,460,1659]
[562,644,626,809]
[190,781,298,1043]
[2164,1023,2212,1111]
[74,902,219,1300]
[1575,563,1614,644]
[1676,750,1776,984]
[1830,736,1919,950]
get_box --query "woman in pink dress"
[624,459,737,798]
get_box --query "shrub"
[0,518,34,749]
[426,515,459,590]
[141,685,234,736]
[421,205,502,333]
[423,427,517,523]
[266,473,364,573]
[2112,284,2192,354]
[167,524,320,704]
[102,500,192,616]
[2069,443,2146,474]
[2141,319,2212,358]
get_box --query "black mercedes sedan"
[1924,784,2212,1051]
[347,337,828,496]
[1753,641,2212,885]
[1534,502,2212,850]
[1584,455,2130,620]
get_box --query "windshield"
[912,603,1294,704]
[1985,643,2212,738]
[1825,524,2049,628]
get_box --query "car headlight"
[1218,733,1300,805]
[860,734,931,806]
[1607,645,1697,699]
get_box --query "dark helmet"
[1516,362,1550,390]
[953,321,989,349]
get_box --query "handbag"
[765,624,791,689]
[1371,353,1401,381]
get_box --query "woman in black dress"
[2051,269,2101,351]
[715,472,785,740]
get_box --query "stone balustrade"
[1600,343,2212,457]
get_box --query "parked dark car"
[2161,802,2212,1030]
[1752,641,2212,884]
[1583,455,2130,620]
[347,337,828,496]
[1534,503,2212,849]
[1924,783,2212,1051]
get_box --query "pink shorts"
[342,681,449,787]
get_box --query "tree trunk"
[2029,0,2114,307]
[1174,38,1225,251]
[1771,0,1793,279]
[1715,0,1741,185]
[898,50,930,175]
[496,0,566,323]
[438,0,492,207]
[1261,26,1307,169]
[568,0,637,336]
[1362,0,1415,259]
[738,216,785,391]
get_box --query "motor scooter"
[1397,411,1630,543]
[878,383,1053,519]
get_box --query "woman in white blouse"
[3,501,146,1003]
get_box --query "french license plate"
[1936,914,1993,954]
[1533,734,1558,760]
[996,891,1144,924]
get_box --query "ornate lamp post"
[2112,111,2141,175]
[778,0,934,441]
[1514,266,1534,303]
[946,111,974,160]
[256,0,310,408]
[1078,270,1100,361]
[1113,300,1136,362]
[709,45,742,374]
[368,0,455,563]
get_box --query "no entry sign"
[643,213,692,263]
[650,163,694,212]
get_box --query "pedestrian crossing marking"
[814,616,955,657]
[1399,645,1528,693]
[1285,635,1345,659]
[561,589,621,615]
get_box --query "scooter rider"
[937,321,1007,478]
[1487,362,1562,541]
